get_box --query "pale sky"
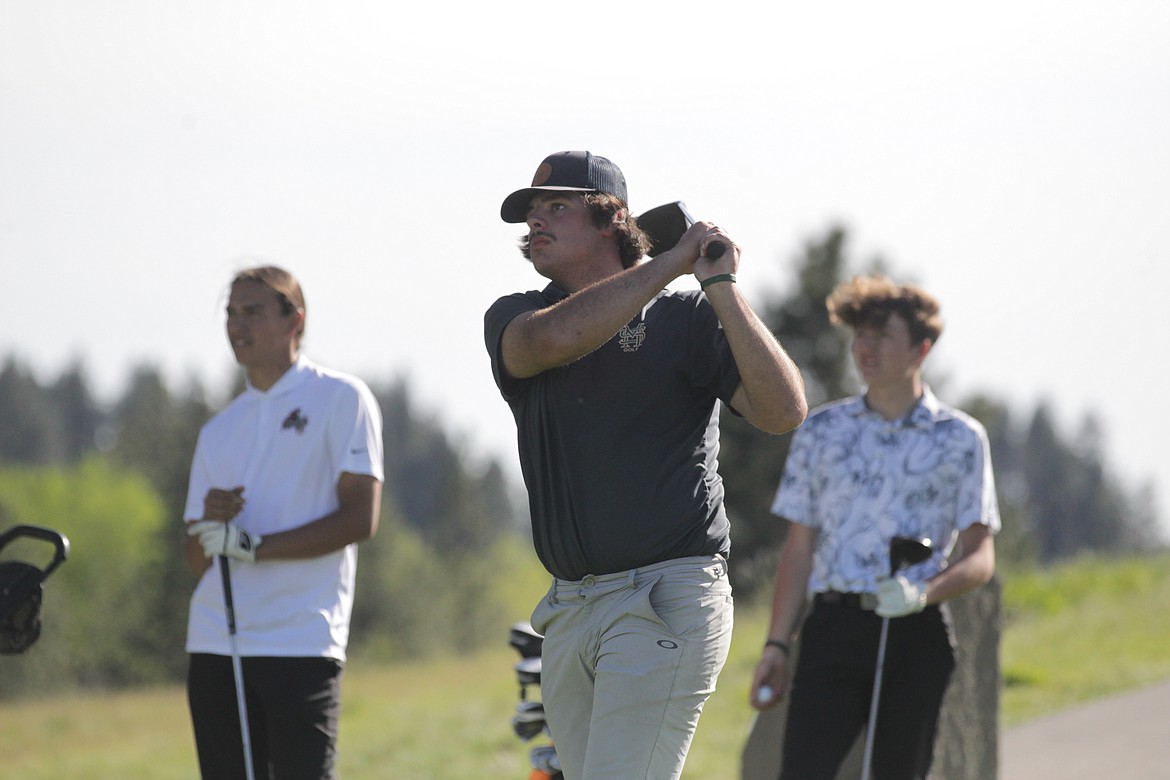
[2,1,1168,538]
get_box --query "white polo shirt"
[184,356,384,661]
[771,386,1000,594]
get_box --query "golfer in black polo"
[484,151,807,779]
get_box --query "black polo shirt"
[484,283,742,581]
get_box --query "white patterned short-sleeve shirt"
[771,386,1000,594]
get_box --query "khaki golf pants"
[530,554,734,780]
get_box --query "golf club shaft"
[860,616,889,780]
[861,537,932,780]
[220,556,256,780]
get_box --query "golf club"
[861,536,933,780]
[677,202,726,259]
[635,201,726,260]
[512,700,548,741]
[219,556,256,780]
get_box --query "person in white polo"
[183,265,383,780]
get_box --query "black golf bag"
[0,524,70,654]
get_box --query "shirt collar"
[846,384,942,430]
[244,354,312,398]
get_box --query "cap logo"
[532,162,554,186]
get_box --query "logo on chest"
[618,323,646,352]
[281,407,309,434]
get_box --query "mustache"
[527,230,554,242]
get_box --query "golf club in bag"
[220,556,257,780]
[635,201,726,260]
[508,621,563,780]
[0,524,70,655]
[861,536,934,780]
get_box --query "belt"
[814,591,878,611]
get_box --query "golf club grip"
[219,556,238,635]
[706,241,726,260]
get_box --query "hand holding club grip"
[677,202,726,259]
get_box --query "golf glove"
[876,575,927,617]
[187,520,262,562]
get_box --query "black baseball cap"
[500,151,628,223]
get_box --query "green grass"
[2,552,1168,778]
[998,552,1170,725]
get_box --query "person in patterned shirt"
[749,274,1000,780]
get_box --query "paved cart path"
[1000,678,1170,779]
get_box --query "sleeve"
[770,423,816,527]
[334,380,385,483]
[484,292,542,401]
[182,427,212,523]
[957,423,1001,535]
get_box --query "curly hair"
[518,193,652,269]
[826,275,943,344]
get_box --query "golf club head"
[636,201,690,257]
[509,620,544,659]
[530,745,562,774]
[512,701,548,741]
[514,656,542,687]
[888,536,933,576]
[512,718,547,741]
[636,200,726,260]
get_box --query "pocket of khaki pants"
[530,582,557,635]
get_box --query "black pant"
[780,602,955,780]
[188,654,343,780]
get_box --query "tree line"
[0,225,1161,699]
[0,362,526,698]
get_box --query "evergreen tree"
[47,362,104,463]
[0,357,65,464]
[376,379,517,551]
[1024,404,1159,560]
[108,366,212,679]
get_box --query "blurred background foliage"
[1,225,1161,700]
